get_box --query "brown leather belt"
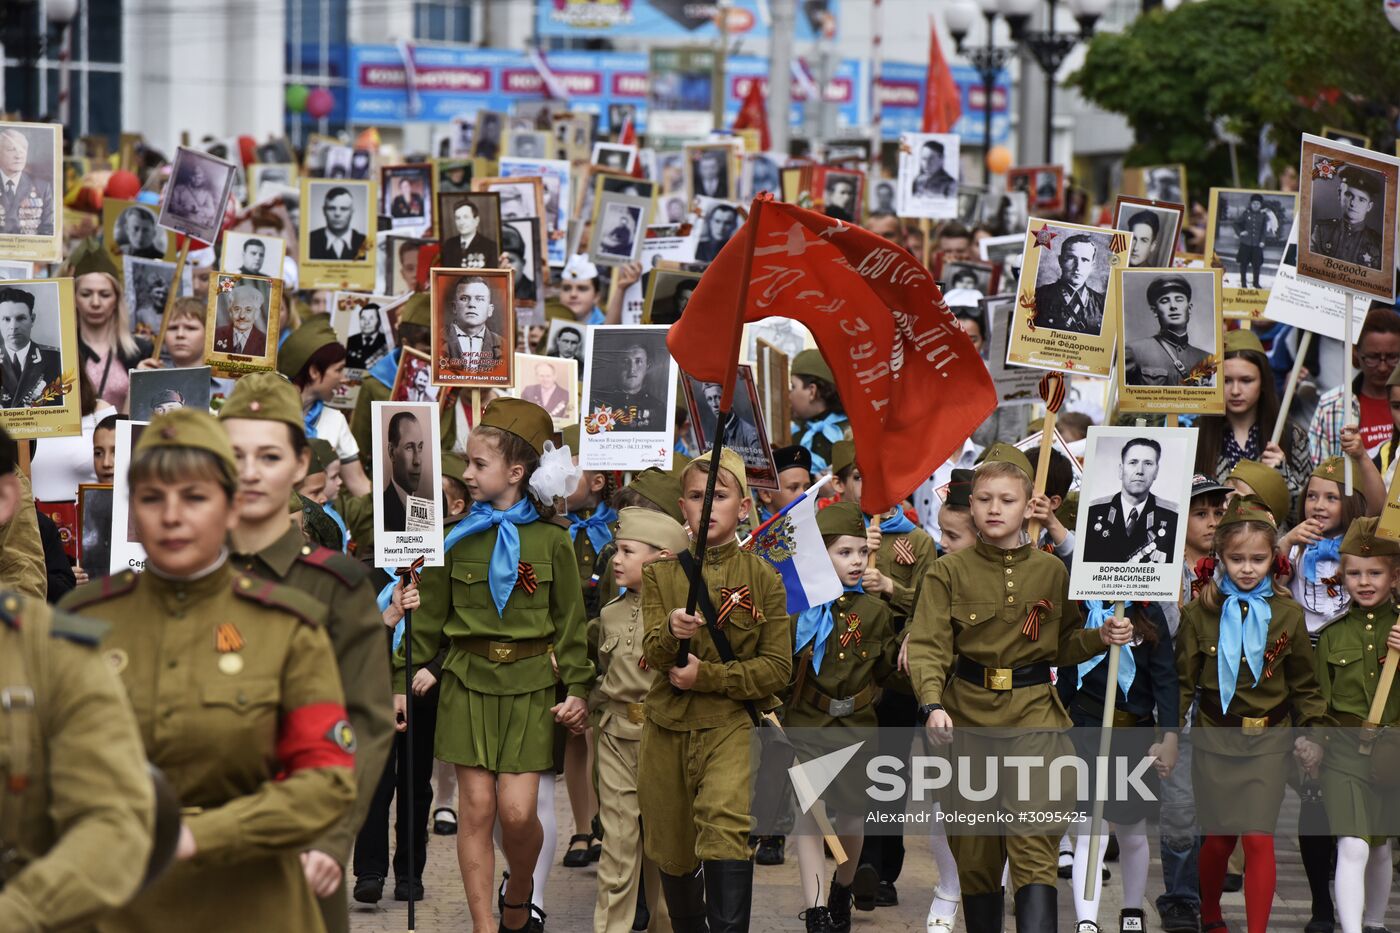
[1197,692,1290,734]
[955,657,1052,692]
[461,638,551,663]
[802,682,876,717]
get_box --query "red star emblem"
[1032,227,1060,250]
[1312,157,1339,180]
[219,278,235,292]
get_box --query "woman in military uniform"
[1176,494,1329,933]
[216,372,394,931]
[60,408,358,933]
[1315,517,1400,933]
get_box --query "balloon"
[104,169,141,200]
[986,146,1014,175]
[285,84,309,114]
[306,88,335,120]
[1387,0,1400,31]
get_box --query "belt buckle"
[490,642,515,662]
[627,703,646,724]
[828,696,855,717]
[983,668,1012,691]
[1241,715,1268,735]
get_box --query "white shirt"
[4,340,31,364]
[0,171,22,195]
[324,230,352,258]
[311,406,360,462]
[913,437,984,541]
[451,325,484,358]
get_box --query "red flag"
[666,196,996,513]
[921,17,962,134]
[617,114,645,179]
[733,77,771,152]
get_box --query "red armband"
[276,702,356,775]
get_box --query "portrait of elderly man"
[345,303,388,370]
[213,283,268,356]
[693,149,729,198]
[440,199,497,270]
[444,276,504,372]
[1124,274,1213,387]
[1310,163,1385,270]
[308,185,367,261]
[1033,233,1106,336]
[0,128,53,237]
[0,285,60,408]
[521,360,570,418]
[1083,437,1178,564]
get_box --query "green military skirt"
[1320,734,1400,843]
[436,672,557,773]
[1190,731,1290,834]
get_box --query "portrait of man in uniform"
[0,127,54,237]
[0,285,61,408]
[345,303,389,370]
[439,195,500,271]
[1310,163,1385,270]
[114,205,166,260]
[1083,437,1178,564]
[911,139,956,198]
[1033,232,1108,336]
[588,333,666,432]
[1123,274,1213,387]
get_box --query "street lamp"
[45,0,80,131]
[946,0,1013,184]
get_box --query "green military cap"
[561,422,581,453]
[816,499,866,539]
[616,506,690,554]
[627,467,684,523]
[792,348,834,384]
[68,236,122,283]
[480,397,554,454]
[1223,328,1265,355]
[218,371,305,436]
[1218,493,1277,530]
[134,408,237,484]
[1146,274,1192,306]
[976,441,1034,480]
[399,292,431,329]
[830,439,856,477]
[944,468,974,509]
[1228,459,1291,523]
[1340,515,1400,557]
[442,451,467,482]
[1312,456,1347,484]
[288,490,304,514]
[307,437,336,474]
[684,447,749,500]
[1055,490,1079,530]
[277,317,340,379]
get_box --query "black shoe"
[562,832,592,868]
[1058,849,1074,879]
[801,906,834,932]
[432,806,457,835]
[848,863,879,912]
[1305,920,1336,933]
[703,859,753,933]
[962,889,1005,933]
[632,878,650,931]
[754,835,785,866]
[828,875,855,932]
[1120,907,1146,932]
[873,879,898,907]
[1157,902,1201,933]
[352,874,384,904]
[1074,923,1101,933]
[1105,833,1120,861]
[1363,927,1391,933]
[659,868,708,933]
[1014,883,1057,933]
[393,878,424,902]
[498,879,546,933]
[1222,872,1243,893]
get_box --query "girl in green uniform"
[1316,516,1400,933]
[396,398,592,933]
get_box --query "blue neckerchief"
[794,583,864,675]
[303,399,324,440]
[368,348,402,390]
[1077,601,1136,696]
[322,502,348,552]
[568,502,617,553]
[586,305,605,326]
[879,510,916,535]
[793,412,847,473]
[278,327,292,350]
[1218,574,1273,714]
[674,436,693,457]
[1302,534,1342,584]
[386,496,541,649]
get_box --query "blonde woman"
[67,246,153,411]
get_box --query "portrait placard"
[682,364,778,491]
[578,324,677,471]
[1069,425,1198,601]
[979,295,1043,405]
[1124,164,1188,205]
[1113,268,1224,415]
[744,152,785,201]
[370,401,445,569]
[753,338,793,447]
[437,191,502,272]
[501,216,542,323]
[592,142,638,174]
[1004,218,1130,378]
[814,167,864,223]
[0,278,81,439]
[330,291,399,409]
[219,230,285,278]
[104,199,176,262]
[642,267,703,326]
[1261,214,1364,342]
[588,192,650,267]
[498,157,571,266]
[434,157,474,195]
[77,483,113,579]
[389,347,439,403]
[158,146,236,244]
[1114,195,1183,270]
[625,233,698,324]
[384,235,433,295]
[298,178,378,291]
[473,111,505,160]
[202,273,283,375]
[1014,428,1083,492]
[249,162,298,202]
[123,255,191,343]
[685,142,739,202]
[513,352,578,430]
[1007,164,1064,214]
[545,319,586,364]
[382,162,434,235]
[693,198,743,264]
[430,267,515,387]
[934,254,999,302]
[109,420,148,573]
[474,175,548,272]
[0,122,61,262]
[897,132,959,219]
[979,232,1025,287]
[1203,188,1296,318]
[505,129,552,161]
[1296,133,1399,301]
[128,366,211,420]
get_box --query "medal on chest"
[215,621,245,675]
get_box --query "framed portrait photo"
[474,175,548,274]
[979,295,1043,405]
[505,129,552,161]
[1126,164,1189,206]
[685,142,738,202]
[1114,267,1224,416]
[643,267,703,326]
[77,483,113,579]
[159,146,237,244]
[330,291,398,408]
[430,267,515,387]
[382,163,434,234]
[383,235,432,296]
[104,199,176,262]
[122,255,190,343]
[370,400,445,569]
[545,318,586,364]
[299,178,378,290]
[501,216,543,322]
[1004,218,1131,378]
[389,346,439,403]
[934,255,999,303]
[694,197,744,264]
[434,157,474,195]
[1007,164,1064,214]
[815,166,864,223]
[219,230,285,278]
[0,278,81,439]
[0,122,62,262]
[1296,133,1400,301]
[752,338,793,446]
[513,352,578,430]
[249,162,298,201]
[1113,195,1184,270]
[203,273,283,375]
[592,142,638,174]
[1203,188,1296,318]
[682,364,778,491]
[588,192,650,267]
[498,157,571,267]
[437,191,502,272]
[473,111,505,160]
[578,324,677,471]
[109,420,149,573]
[128,366,212,421]
[896,132,959,219]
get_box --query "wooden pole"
[148,238,192,362]
[1272,330,1314,446]
[16,440,30,478]
[1025,416,1057,544]
[920,217,932,269]
[1361,647,1399,755]
[470,388,483,428]
[1344,292,1355,495]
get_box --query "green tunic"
[874,525,936,630]
[395,518,593,772]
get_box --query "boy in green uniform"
[638,448,792,933]
[789,350,851,475]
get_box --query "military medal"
[218,653,245,675]
[215,622,245,675]
[106,648,128,675]
[839,613,862,647]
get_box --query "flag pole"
[739,474,834,547]
[676,196,767,669]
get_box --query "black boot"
[962,889,1006,933]
[1120,907,1146,932]
[1014,884,1058,933]
[827,876,853,933]
[659,868,709,933]
[801,906,834,932]
[702,860,753,933]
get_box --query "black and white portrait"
[0,282,63,409]
[123,256,188,341]
[686,145,734,200]
[980,233,1025,286]
[305,181,370,262]
[473,111,504,161]
[1207,190,1293,291]
[1307,161,1387,270]
[694,198,742,263]
[220,230,285,279]
[590,199,645,266]
[939,258,996,305]
[437,159,473,195]
[323,145,353,180]
[508,130,550,160]
[343,301,395,371]
[1120,270,1218,388]
[78,484,113,578]
[200,138,248,204]
[370,401,444,568]
[897,132,959,219]
[591,143,637,174]
[580,326,678,469]
[249,163,296,201]
[0,123,57,243]
[500,218,540,304]
[159,146,236,244]
[437,192,500,271]
[1142,165,1185,204]
[644,269,703,326]
[684,365,778,491]
[1031,226,1116,336]
[868,179,897,215]
[987,190,1029,238]
[383,164,432,229]
[745,153,782,199]
[488,181,538,221]
[820,169,861,222]
[546,318,584,362]
[111,203,168,260]
[607,103,638,134]
[1115,198,1183,269]
[128,366,211,421]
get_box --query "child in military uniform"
[937,468,977,554]
[638,448,792,933]
[1317,516,1400,933]
[789,350,851,474]
[787,501,903,933]
[906,446,1131,933]
[1176,494,1330,933]
[394,398,593,933]
[590,507,688,933]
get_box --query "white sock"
[1363,840,1392,929]
[1060,829,1074,862]
[1072,821,1106,923]
[533,774,556,912]
[1116,820,1150,911]
[433,758,458,811]
[1336,836,1369,933]
[928,816,961,920]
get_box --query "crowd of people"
[1,105,1399,933]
